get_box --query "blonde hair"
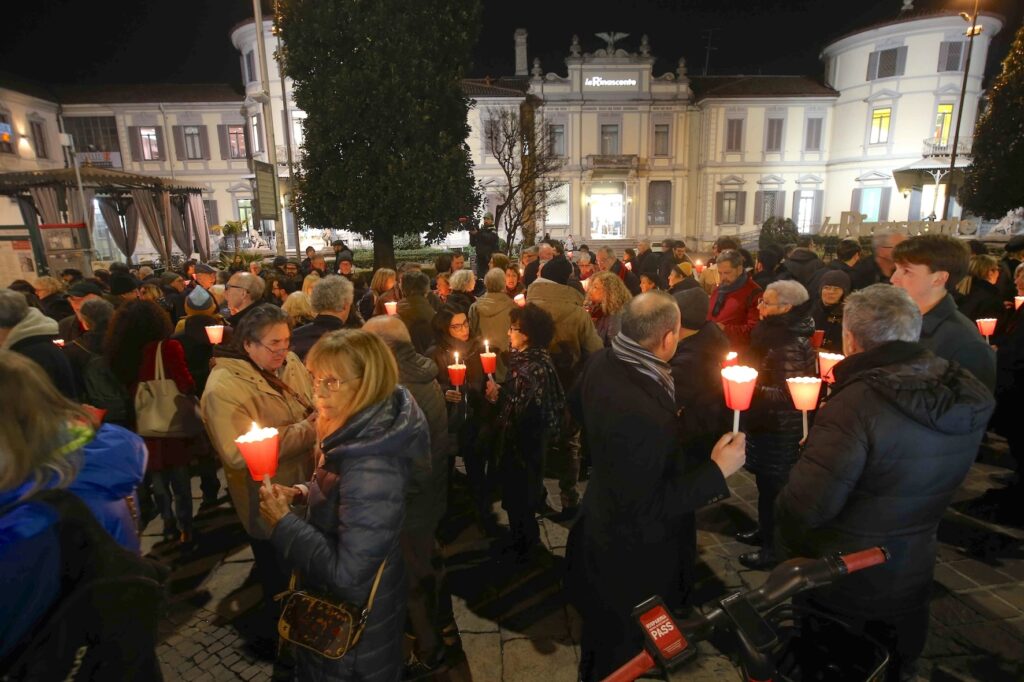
[33,276,64,298]
[590,271,632,315]
[0,350,90,496]
[282,291,315,328]
[369,268,397,296]
[306,330,398,419]
[302,272,321,298]
[957,254,1000,296]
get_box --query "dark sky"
[1,0,1019,87]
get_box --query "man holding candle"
[567,292,746,681]
[891,234,996,392]
[775,284,994,681]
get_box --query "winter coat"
[525,279,603,388]
[634,249,660,280]
[609,260,641,296]
[396,295,437,355]
[993,307,1024,438]
[776,341,994,618]
[919,294,996,392]
[391,341,448,534]
[744,305,818,480]
[955,277,1004,326]
[670,322,732,458]
[591,308,622,348]
[446,290,476,315]
[200,353,316,539]
[40,294,73,323]
[291,314,351,361]
[271,387,427,682]
[707,275,763,350]
[134,340,196,472]
[810,300,844,353]
[778,248,825,292]
[66,330,104,391]
[469,292,514,380]
[58,313,87,345]
[469,228,499,274]
[3,307,77,399]
[850,256,890,291]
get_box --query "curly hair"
[104,300,173,386]
[589,271,633,316]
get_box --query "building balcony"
[922,136,972,158]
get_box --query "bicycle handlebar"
[602,547,889,682]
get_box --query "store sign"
[585,76,638,87]
[75,151,122,169]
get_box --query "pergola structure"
[0,165,211,263]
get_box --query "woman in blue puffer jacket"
[260,330,429,682]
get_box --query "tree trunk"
[373,233,396,270]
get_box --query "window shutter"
[205,200,219,226]
[736,192,747,225]
[792,191,802,224]
[172,125,186,161]
[937,43,950,72]
[908,189,922,220]
[851,189,862,214]
[753,191,764,225]
[896,47,908,76]
[715,192,724,225]
[879,187,892,221]
[217,125,229,159]
[199,125,210,160]
[128,126,142,161]
[243,120,253,159]
[154,126,165,161]
[774,191,786,219]
[866,51,879,81]
[812,190,824,229]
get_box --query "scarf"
[501,346,565,435]
[711,270,749,317]
[611,332,675,401]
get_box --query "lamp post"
[942,0,982,220]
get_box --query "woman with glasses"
[257,330,428,682]
[428,304,495,529]
[200,303,316,655]
[736,280,817,571]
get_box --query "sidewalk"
[151,440,1024,681]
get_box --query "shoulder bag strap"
[360,559,388,621]
[153,341,165,381]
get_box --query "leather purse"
[134,342,204,438]
[276,560,387,660]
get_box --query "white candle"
[484,339,490,354]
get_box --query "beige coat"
[525,279,603,369]
[469,292,515,381]
[200,353,316,539]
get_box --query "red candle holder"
[976,318,996,344]
[479,352,497,375]
[385,301,398,316]
[811,329,825,349]
[818,352,844,385]
[447,363,466,387]
[722,351,739,368]
[205,324,224,344]
[52,338,65,348]
[694,262,706,275]
[787,376,822,439]
[235,422,280,490]
[721,365,758,433]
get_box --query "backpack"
[0,489,168,681]
[79,350,133,424]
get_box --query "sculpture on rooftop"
[595,32,629,55]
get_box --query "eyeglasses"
[256,338,291,354]
[312,375,361,393]
[226,284,247,292]
[509,326,523,333]
[449,321,469,331]
[757,299,785,308]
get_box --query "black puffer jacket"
[744,303,817,479]
[670,321,731,458]
[776,341,993,618]
[270,387,428,682]
[955,277,1004,326]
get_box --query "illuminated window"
[139,127,161,160]
[869,108,891,145]
[227,125,247,158]
[183,126,203,160]
[934,104,953,146]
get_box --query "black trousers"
[249,538,292,639]
[400,529,454,661]
[755,473,786,557]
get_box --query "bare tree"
[483,100,566,252]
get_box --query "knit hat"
[819,269,851,296]
[541,256,573,285]
[678,261,694,278]
[110,274,140,296]
[67,280,103,298]
[185,286,218,316]
[675,288,710,330]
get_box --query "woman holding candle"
[810,270,851,353]
[200,304,316,649]
[737,280,817,570]
[956,255,1005,325]
[357,267,397,321]
[469,268,514,381]
[586,271,631,348]
[257,330,428,682]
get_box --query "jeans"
[150,466,193,533]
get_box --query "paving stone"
[951,621,1024,661]
[930,594,987,625]
[947,560,1015,587]
[996,585,1024,611]
[540,518,570,547]
[192,650,212,665]
[176,641,202,658]
[452,595,500,633]
[240,664,265,680]
[957,591,1021,620]
[502,636,578,682]
[460,632,502,681]
[933,563,977,591]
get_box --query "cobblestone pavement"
[151,437,1023,681]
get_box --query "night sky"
[1,0,1020,88]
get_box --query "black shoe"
[403,648,449,681]
[738,550,777,571]
[735,528,763,546]
[197,497,221,513]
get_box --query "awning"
[892,156,971,192]
[0,166,204,195]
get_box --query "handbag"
[276,560,387,660]
[134,341,204,438]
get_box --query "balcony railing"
[922,136,972,157]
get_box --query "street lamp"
[942,0,982,220]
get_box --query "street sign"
[250,159,279,221]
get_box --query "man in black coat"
[468,214,500,279]
[595,246,640,295]
[891,234,996,391]
[566,292,746,681]
[1,290,77,399]
[851,229,905,291]
[776,284,994,681]
[291,275,359,361]
[633,239,661,281]
[395,272,437,354]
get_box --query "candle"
[818,352,844,384]
[694,260,705,275]
[52,338,65,347]
[514,293,526,307]
[447,351,467,391]
[811,329,825,349]
[722,351,739,368]
[787,376,822,439]
[581,278,590,292]
[205,324,224,344]
[235,421,280,490]
[385,300,398,316]
[721,365,758,434]
[480,351,497,376]
[976,318,996,344]
[625,261,633,271]
[1016,296,1023,311]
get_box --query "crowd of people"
[1,227,1022,681]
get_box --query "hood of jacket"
[525,279,585,324]
[834,341,994,436]
[392,341,439,386]
[321,385,428,466]
[2,307,58,349]
[74,424,147,498]
[782,248,823,283]
[473,292,514,320]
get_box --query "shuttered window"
[805,118,823,152]
[866,47,908,80]
[937,42,965,72]
[765,118,783,152]
[725,119,743,152]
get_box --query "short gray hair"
[766,280,809,307]
[620,291,680,350]
[577,252,594,266]
[717,249,744,269]
[843,284,921,351]
[310,275,354,314]
[523,245,539,256]
[79,298,115,331]
[450,269,475,292]
[538,243,554,259]
[597,246,616,260]
[233,303,289,347]
[401,271,430,297]
[0,290,29,328]
[484,267,505,293]
[229,272,265,300]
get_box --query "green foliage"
[758,217,800,251]
[962,22,1024,218]
[276,0,482,268]
[349,247,449,269]
[393,233,423,250]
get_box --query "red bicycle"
[603,547,891,682]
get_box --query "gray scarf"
[611,332,675,402]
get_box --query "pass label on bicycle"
[638,604,686,659]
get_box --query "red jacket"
[137,339,196,471]
[707,276,763,350]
